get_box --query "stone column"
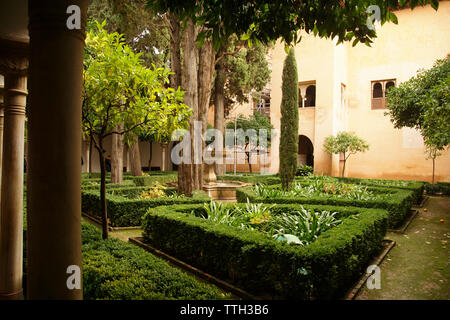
[0,84,4,190]
[26,0,88,299]
[0,73,27,300]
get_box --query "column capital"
[0,39,28,76]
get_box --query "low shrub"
[216,174,281,185]
[81,179,136,191]
[337,177,425,204]
[142,203,389,299]
[81,223,227,300]
[425,182,450,196]
[131,174,178,187]
[82,187,210,227]
[296,165,314,176]
[237,184,414,228]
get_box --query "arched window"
[305,85,316,107]
[385,81,395,96]
[373,82,383,98]
[371,79,396,109]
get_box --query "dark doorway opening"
[298,135,314,167]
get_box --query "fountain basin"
[202,180,250,201]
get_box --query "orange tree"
[82,21,190,239]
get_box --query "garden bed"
[82,186,210,227]
[142,203,389,299]
[81,223,228,300]
[236,184,414,228]
[336,177,426,205]
[129,236,257,300]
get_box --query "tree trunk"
[129,135,142,176]
[96,140,108,240]
[148,141,152,170]
[161,142,168,171]
[214,58,226,175]
[342,153,346,178]
[197,39,215,190]
[432,157,435,184]
[179,19,198,195]
[111,123,124,183]
[88,134,93,178]
[169,12,189,195]
[169,12,182,90]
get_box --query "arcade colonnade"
[0,0,88,299]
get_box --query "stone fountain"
[202,150,249,202]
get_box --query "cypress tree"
[279,48,299,190]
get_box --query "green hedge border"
[82,187,210,227]
[216,174,281,185]
[142,203,389,299]
[236,184,414,228]
[424,182,450,196]
[217,174,425,205]
[336,177,425,204]
[81,223,227,300]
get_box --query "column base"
[0,289,24,300]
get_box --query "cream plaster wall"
[344,3,450,182]
[268,3,450,182]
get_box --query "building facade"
[267,3,450,182]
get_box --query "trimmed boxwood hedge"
[336,177,425,204]
[142,203,389,299]
[131,173,178,186]
[425,182,450,196]
[216,174,281,185]
[236,185,414,228]
[81,179,136,190]
[81,223,227,300]
[82,187,210,227]
[217,174,425,205]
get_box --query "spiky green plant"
[271,206,341,245]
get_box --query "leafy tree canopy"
[226,112,274,146]
[82,21,190,144]
[386,56,450,151]
[323,131,369,158]
[212,35,271,115]
[148,0,439,49]
[89,0,169,68]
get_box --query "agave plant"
[254,184,285,199]
[201,200,238,226]
[271,206,341,245]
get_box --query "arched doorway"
[298,135,314,167]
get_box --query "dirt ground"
[356,196,449,300]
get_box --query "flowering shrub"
[140,182,167,199]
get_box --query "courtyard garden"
[75,169,449,300]
[3,0,448,305]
